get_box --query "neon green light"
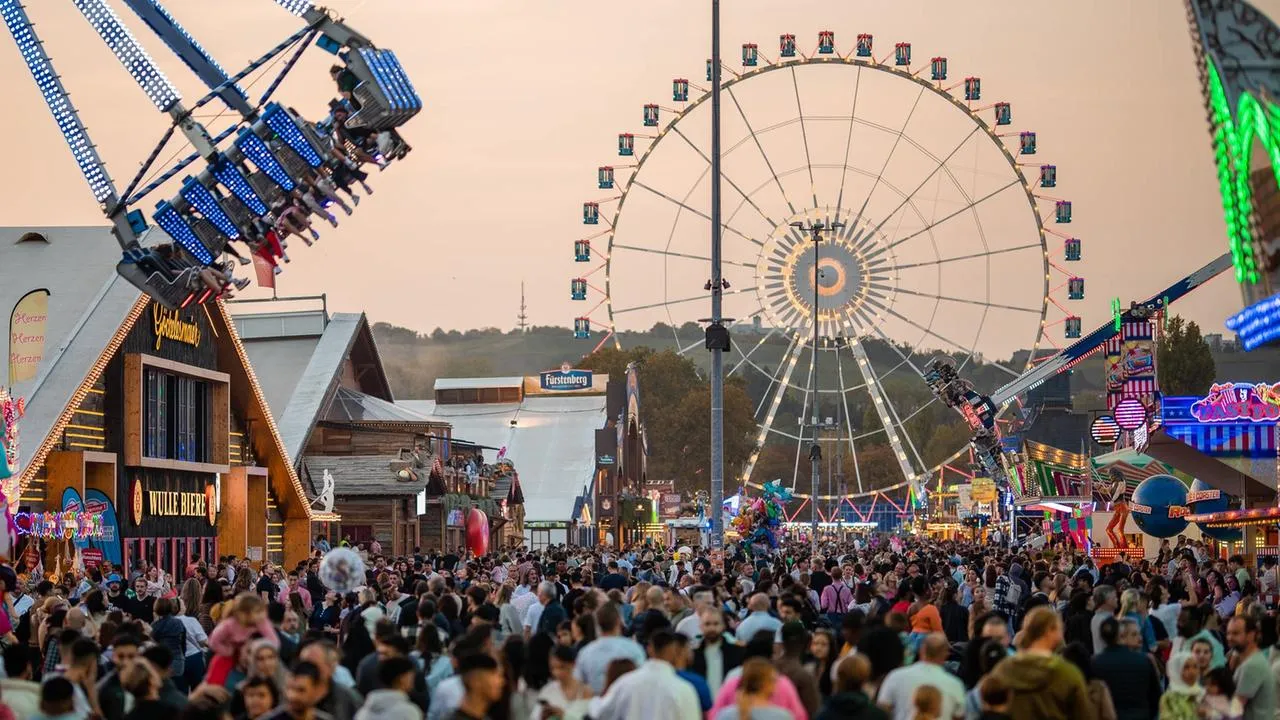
[1112,297,1122,331]
[1203,59,1280,286]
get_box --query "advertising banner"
[84,488,123,568]
[661,492,682,519]
[8,288,49,386]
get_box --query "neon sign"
[1190,382,1280,422]
[14,510,104,540]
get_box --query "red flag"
[252,254,276,289]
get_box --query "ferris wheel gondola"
[570,29,1086,503]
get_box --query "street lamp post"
[706,0,728,560]
[790,220,843,554]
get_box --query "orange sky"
[0,0,1267,358]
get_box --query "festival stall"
[8,282,317,581]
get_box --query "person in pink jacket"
[708,659,809,720]
[205,593,279,686]
[276,570,313,612]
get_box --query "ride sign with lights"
[1190,382,1280,422]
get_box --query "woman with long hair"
[495,582,522,640]
[177,577,210,692]
[712,657,790,720]
[806,628,838,697]
[415,621,452,695]
[198,577,225,634]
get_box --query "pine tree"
[1158,315,1216,395]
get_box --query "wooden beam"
[211,382,230,466]
[219,466,249,561]
[133,353,230,384]
[123,354,142,466]
[138,457,231,475]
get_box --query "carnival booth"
[6,276,317,581]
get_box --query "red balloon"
[465,508,489,555]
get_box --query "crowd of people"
[0,531,1275,720]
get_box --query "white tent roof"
[402,395,605,522]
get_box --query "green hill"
[372,321,1280,406]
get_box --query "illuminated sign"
[540,367,593,391]
[131,477,216,526]
[1187,489,1221,503]
[1190,382,1280,422]
[152,304,202,350]
[15,510,103,540]
[148,489,209,519]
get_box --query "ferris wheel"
[571,31,1085,501]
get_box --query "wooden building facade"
[234,304,507,557]
[16,297,315,579]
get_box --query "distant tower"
[517,281,529,332]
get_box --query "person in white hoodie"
[356,656,424,720]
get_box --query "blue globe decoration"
[1130,474,1189,538]
[1188,478,1242,542]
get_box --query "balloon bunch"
[729,480,794,554]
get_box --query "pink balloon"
[465,508,490,555]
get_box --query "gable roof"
[5,227,313,520]
[325,386,432,424]
[304,455,425,496]
[269,312,393,463]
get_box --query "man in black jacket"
[355,626,429,712]
[1091,616,1160,720]
[95,634,142,720]
[690,607,743,697]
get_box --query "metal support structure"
[0,0,117,205]
[809,234,820,553]
[708,0,725,555]
[790,220,843,554]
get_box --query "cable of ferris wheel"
[610,243,755,269]
[790,328,818,491]
[894,241,1042,271]
[727,326,780,377]
[834,335,863,494]
[630,180,761,246]
[881,305,986,378]
[850,338,930,476]
[788,67,818,209]
[851,85,926,224]
[611,287,743,316]
[866,125,982,239]
[668,125,779,228]
[890,286,1039,316]
[725,84,797,215]
[834,66,863,218]
[877,177,1021,255]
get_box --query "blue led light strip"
[153,202,213,265]
[180,178,240,240]
[1,0,115,202]
[236,129,295,191]
[1227,293,1280,351]
[263,103,322,167]
[71,0,180,112]
[211,157,268,215]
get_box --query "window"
[144,369,210,462]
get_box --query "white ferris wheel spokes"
[571,32,1084,502]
